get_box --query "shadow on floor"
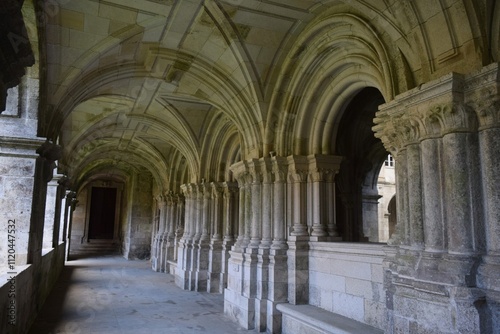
[28,254,246,334]
[28,266,76,334]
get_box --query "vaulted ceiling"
[35,0,494,192]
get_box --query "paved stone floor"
[29,255,247,334]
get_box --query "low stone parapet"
[277,303,383,334]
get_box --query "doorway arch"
[334,87,390,242]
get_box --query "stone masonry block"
[332,291,364,322]
[346,277,373,300]
[330,259,372,280]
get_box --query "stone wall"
[0,246,65,334]
[308,242,386,330]
[122,172,153,260]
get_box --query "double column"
[224,154,342,332]
[176,181,235,292]
[208,182,239,293]
[373,67,497,333]
[162,193,183,273]
[465,64,500,299]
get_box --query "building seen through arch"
[0,1,499,333]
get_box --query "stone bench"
[277,303,383,334]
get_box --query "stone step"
[70,241,120,256]
[277,303,383,334]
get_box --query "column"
[254,158,271,332]
[42,175,58,249]
[286,155,309,305]
[208,182,224,293]
[159,193,172,272]
[307,155,343,241]
[27,141,62,265]
[53,176,69,248]
[224,160,256,330]
[220,182,238,293]
[267,156,289,332]
[188,184,202,290]
[164,192,179,273]
[374,71,486,334]
[152,195,166,272]
[64,191,77,261]
[173,194,184,262]
[466,64,500,298]
[176,184,192,289]
[420,136,445,252]
[287,156,309,237]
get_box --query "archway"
[334,87,389,242]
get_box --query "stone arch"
[333,87,387,242]
[269,10,410,156]
[199,112,241,182]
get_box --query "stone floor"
[29,255,247,334]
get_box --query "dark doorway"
[334,87,387,242]
[88,187,117,239]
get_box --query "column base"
[477,255,500,292]
[207,240,223,293]
[175,240,191,290]
[194,239,210,292]
[224,288,256,330]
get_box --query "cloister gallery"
[0,0,499,333]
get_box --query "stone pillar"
[163,192,179,273]
[308,155,343,241]
[208,182,224,293]
[286,155,310,305]
[43,175,59,249]
[220,182,238,293]
[152,195,166,272]
[188,184,202,290]
[59,189,69,245]
[267,156,289,333]
[176,184,193,289]
[271,157,288,249]
[254,159,271,332]
[194,183,211,291]
[53,176,69,248]
[225,161,256,329]
[374,70,487,334]
[27,141,62,265]
[159,194,172,272]
[420,136,445,253]
[173,194,184,262]
[466,64,500,331]
[64,191,77,260]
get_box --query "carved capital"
[155,194,166,207]
[307,154,342,182]
[426,103,477,134]
[373,111,412,156]
[271,156,288,182]
[247,159,264,184]
[229,160,251,186]
[210,182,224,199]
[287,155,309,182]
[467,87,500,130]
[222,181,238,199]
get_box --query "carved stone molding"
[307,154,343,182]
[373,72,485,155]
[271,156,288,183]
[287,155,309,182]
